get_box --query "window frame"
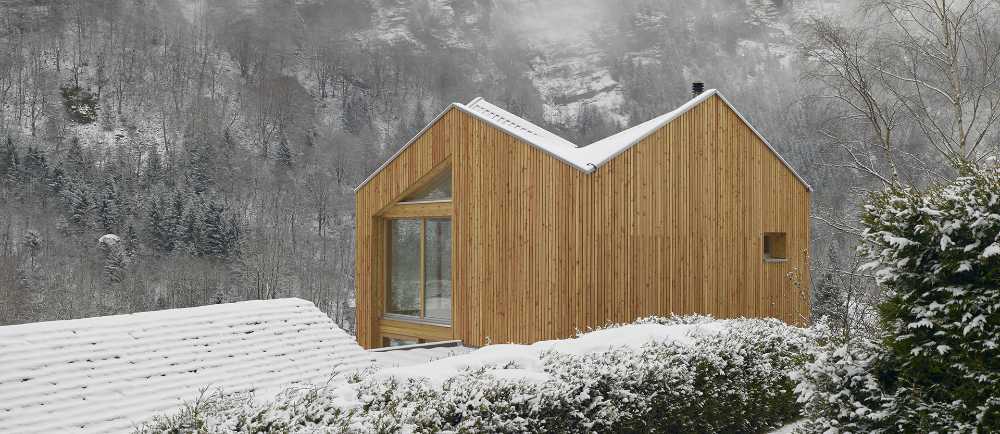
[762,232,788,262]
[399,167,452,204]
[384,215,453,326]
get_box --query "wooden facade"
[355,93,811,349]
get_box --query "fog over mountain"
[0,0,908,328]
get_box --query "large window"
[387,218,452,324]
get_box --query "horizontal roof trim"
[355,89,812,192]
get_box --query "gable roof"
[0,298,373,433]
[356,89,812,192]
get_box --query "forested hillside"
[0,0,846,329]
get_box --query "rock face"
[0,298,373,433]
[356,0,829,134]
[98,233,121,246]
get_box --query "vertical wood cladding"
[355,95,811,348]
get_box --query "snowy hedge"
[792,331,892,433]
[138,316,815,433]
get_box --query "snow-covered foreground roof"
[0,298,373,433]
[356,90,812,191]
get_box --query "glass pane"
[388,219,421,317]
[383,337,419,347]
[402,169,451,202]
[423,219,452,323]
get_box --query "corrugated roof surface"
[463,97,578,151]
[0,298,373,433]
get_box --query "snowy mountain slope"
[350,0,840,130]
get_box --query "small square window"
[763,232,787,261]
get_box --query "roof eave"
[713,92,814,192]
[354,103,460,193]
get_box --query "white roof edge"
[713,92,814,192]
[354,90,812,193]
[582,89,719,170]
[354,103,460,193]
[451,103,588,170]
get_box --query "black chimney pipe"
[692,82,705,97]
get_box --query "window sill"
[383,313,452,327]
[398,199,453,205]
[764,258,788,263]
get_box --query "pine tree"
[0,136,20,185]
[173,195,201,254]
[148,196,173,253]
[22,230,42,268]
[187,140,214,195]
[95,178,120,233]
[47,166,66,195]
[223,128,235,149]
[144,148,163,188]
[168,191,190,250]
[226,214,242,257]
[64,137,87,176]
[99,235,126,284]
[200,201,228,258]
[23,146,49,181]
[275,137,293,167]
[124,224,139,259]
[64,183,95,231]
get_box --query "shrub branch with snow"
[795,166,1000,433]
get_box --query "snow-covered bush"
[141,315,815,433]
[793,333,894,433]
[136,388,351,433]
[854,167,1000,432]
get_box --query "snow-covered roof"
[356,89,812,192]
[463,97,579,152]
[0,298,373,433]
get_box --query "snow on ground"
[769,420,805,433]
[369,344,474,369]
[0,298,373,434]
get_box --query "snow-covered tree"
[200,201,228,259]
[857,165,1000,432]
[99,234,126,283]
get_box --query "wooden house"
[354,86,812,349]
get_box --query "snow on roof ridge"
[463,98,578,149]
[0,298,374,433]
[355,89,812,192]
